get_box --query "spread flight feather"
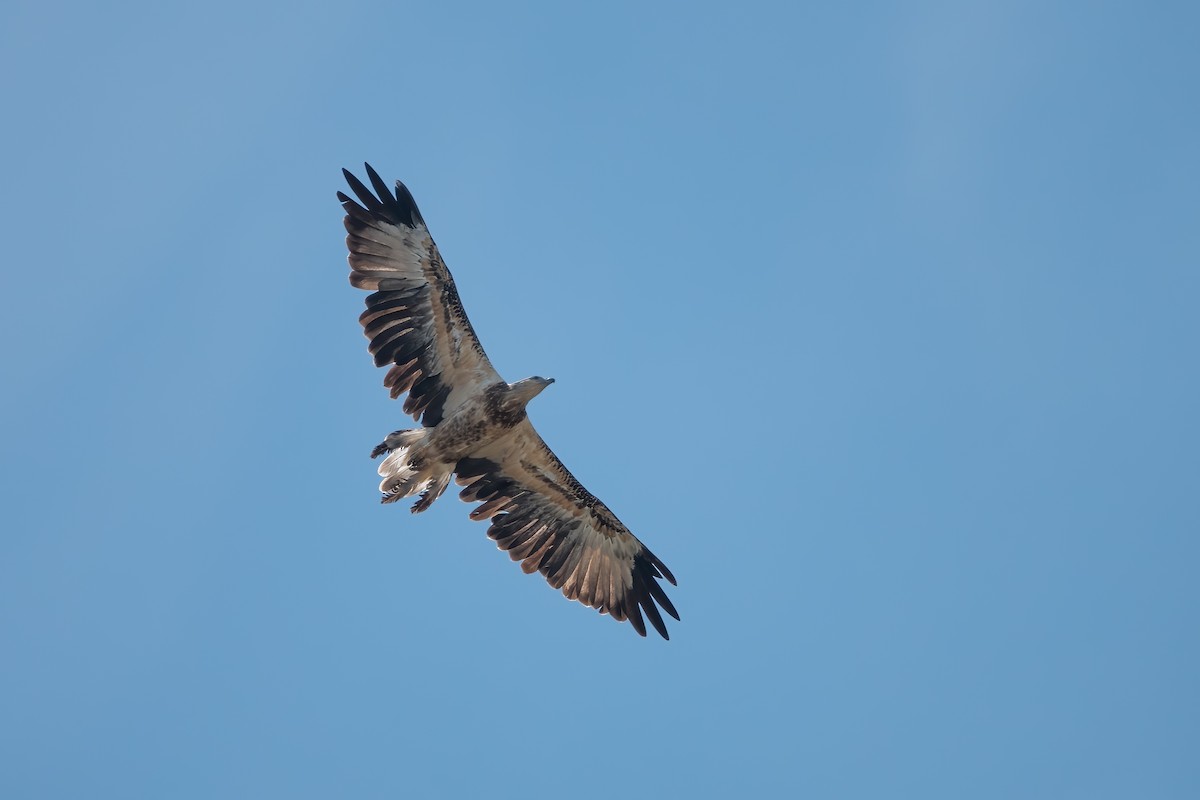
[338,164,679,639]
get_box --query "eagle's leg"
[411,473,451,514]
[371,429,420,459]
[375,428,449,512]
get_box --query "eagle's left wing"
[339,164,502,426]
[455,420,679,639]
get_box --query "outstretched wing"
[455,421,679,639]
[339,164,502,426]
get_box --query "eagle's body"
[338,165,679,639]
[371,377,552,512]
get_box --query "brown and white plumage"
[340,167,500,427]
[456,421,678,638]
[338,164,679,639]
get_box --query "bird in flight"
[338,165,679,639]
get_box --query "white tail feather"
[378,447,416,479]
[373,429,451,512]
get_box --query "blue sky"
[2,1,1197,797]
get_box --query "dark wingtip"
[627,599,648,637]
[340,163,425,228]
[391,180,425,228]
[364,162,395,203]
[642,599,669,640]
[628,548,678,639]
[647,577,680,621]
[652,550,677,586]
[341,167,380,211]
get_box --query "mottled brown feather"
[340,165,500,426]
[456,420,679,639]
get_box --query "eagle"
[338,165,680,639]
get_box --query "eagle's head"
[508,376,555,406]
[486,376,555,426]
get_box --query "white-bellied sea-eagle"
[338,164,679,639]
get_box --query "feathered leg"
[373,429,451,512]
[410,473,451,514]
[372,429,424,459]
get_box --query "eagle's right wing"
[339,164,502,426]
[456,420,679,639]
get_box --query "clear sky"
[2,1,1197,797]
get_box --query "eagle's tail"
[372,429,451,513]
